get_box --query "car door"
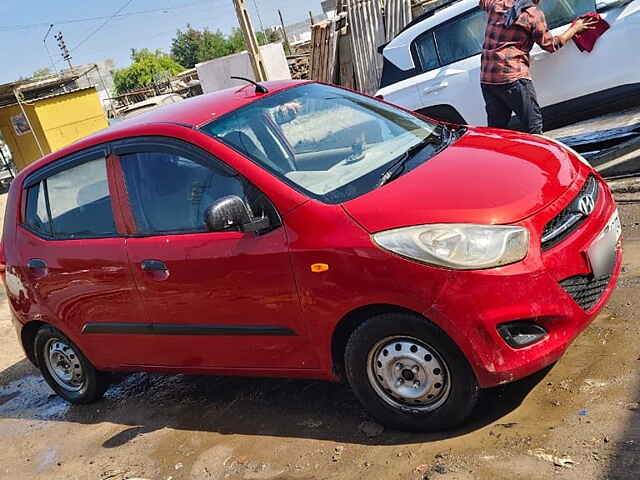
[111,137,316,370]
[530,0,640,114]
[17,147,149,368]
[412,7,488,125]
[531,0,604,107]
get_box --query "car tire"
[34,325,110,404]
[345,312,478,432]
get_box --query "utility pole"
[54,31,73,71]
[278,10,291,56]
[232,0,267,82]
[43,24,58,75]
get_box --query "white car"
[377,0,640,129]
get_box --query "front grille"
[542,175,599,250]
[559,274,611,311]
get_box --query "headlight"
[373,224,529,270]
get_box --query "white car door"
[531,0,640,111]
[411,8,488,125]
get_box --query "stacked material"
[308,0,414,94]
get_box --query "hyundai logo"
[578,195,595,216]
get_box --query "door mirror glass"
[204,195,271,233]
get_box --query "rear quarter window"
[23,157,117,239]
[24,182,52,236]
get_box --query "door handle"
[27,259,47,270]
[27,258,48,278]
[141,260,168,271]
[424,82,449,94]
[141,259,169,281]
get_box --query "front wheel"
[345,313,478,432]
[34,326,110,404]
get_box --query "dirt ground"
[1,191,640,480]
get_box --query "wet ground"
[1,194,640,480]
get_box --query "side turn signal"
[310,263,329,273]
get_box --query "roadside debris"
[331,446,345,462]
[528,449,576,469]
[496,422,519,428]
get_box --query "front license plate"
[587,210,621,280]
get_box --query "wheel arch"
[20,320,48,367]
[331,304,427,379]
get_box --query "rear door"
[531,0,638,111]
[411,7,487,125]
[17,148,148,368]
[112,137,315,370]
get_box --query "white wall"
[196,43,291,94]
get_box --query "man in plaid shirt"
[480,0,596,133]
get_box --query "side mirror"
[204,195,271,233]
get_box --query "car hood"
[343,127,579,232]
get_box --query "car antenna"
[230,76,269,94]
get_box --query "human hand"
[574,17,598,34]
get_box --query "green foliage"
[19,67,53,82]
[170,25,283,69]
[31,68,53,79]
[257,28,281,46]
[171,25,232,69]
[113,49,184,95]
[227,28,246,54]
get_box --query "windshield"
[201,83,445,204]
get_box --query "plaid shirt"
[480,0,565,84]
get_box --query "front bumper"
[428,174,621,388]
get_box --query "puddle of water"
[0,375,69,420]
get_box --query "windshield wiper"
[376,133,443,188]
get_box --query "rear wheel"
[345,313,478,432]
[34,326,110,404]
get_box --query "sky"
[0,0,324,84]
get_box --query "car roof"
[382,0,477,70]
[119,93,182,112]
[114,79,308,128]
[17,80,310,180]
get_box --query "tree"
[31,68,53,79]
[256,28,281,46]
[171,25,250,69]
[227,28,246,53]
[112,49,184,95]
[171,25,230,69]
[18,67,53,82]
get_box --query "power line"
[0,1,212,32]
[70,0,135,53]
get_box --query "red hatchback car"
[2,80,621,432]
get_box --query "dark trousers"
[481,78,543,134]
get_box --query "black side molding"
[82,323,297,336]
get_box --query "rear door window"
[433,8,487,66]
[24,157,117,239]
[540,0,595,29]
